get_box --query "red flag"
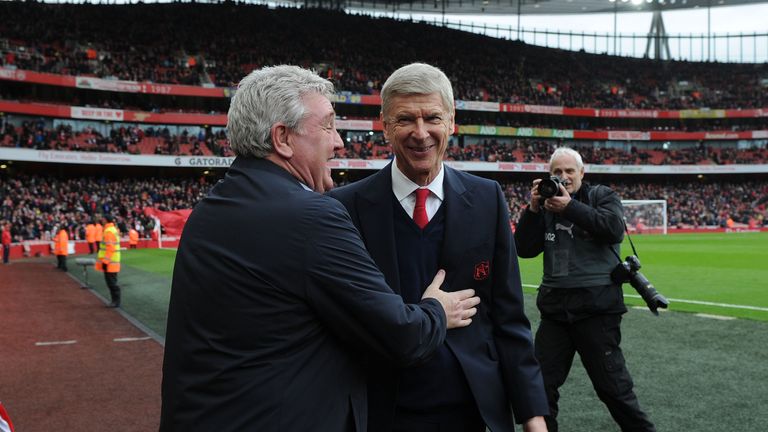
[0,402,14,432]
[143,208,192,237]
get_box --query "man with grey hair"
[160,65,480,432]
[515,147,656,431]
[328,63,548,432]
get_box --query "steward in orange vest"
[2,223,12,264]
[54,227,69,271]
[95,222,104,252]
[95,215,121,308]
[85,223,96,254]
[129,228,139,249]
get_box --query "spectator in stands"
[514,147,656,432]
[328,63,548,432]
[160,65,479,432]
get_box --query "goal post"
[621,200,667,235]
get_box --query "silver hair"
[226,65,334,158]
[550,147,584,169]
[380,63,454,118]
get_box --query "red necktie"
[413,188,430,229]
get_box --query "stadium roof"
[298,0,768,16]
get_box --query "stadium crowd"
[3,122,767,165]
[503,179,768,229]
[1,174,765,244]
[342,137,768,166]
[0,175,214,244]
[1,121,234,157]
[2,2,768,110]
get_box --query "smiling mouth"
[407,144,436,153]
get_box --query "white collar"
[298,182,313,192]
[391,158,445,201]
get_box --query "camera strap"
[621,219,640,258]
[587,185,639,264]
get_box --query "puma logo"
[555,223,574,238]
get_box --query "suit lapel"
[440,167,473,273]
[357,164,402,294]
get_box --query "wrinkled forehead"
[550,154,583,171]
[384,92,451,116]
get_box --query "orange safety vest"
[85,224,96,243]
[95,223,121,273]
[95,223,103,242]
[129,229,139,245]
[54,229,69,256]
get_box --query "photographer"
[515,147,655,432]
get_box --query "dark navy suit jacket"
[160,157,448,432]
[328,163,548,432]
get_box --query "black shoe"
[107,301,120,308]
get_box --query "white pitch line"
[113,337,152,342]
[631,306,668,313]
[694,313,736,321]
[522,284,768,312]
[623,294,768,312]
[35,340,77,346]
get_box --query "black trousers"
[2,245,9,263]
[104,272,120,302]
[56,254,67,271]
[535,314,655,432]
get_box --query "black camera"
[539,176,565,199]
[610,255,669,315]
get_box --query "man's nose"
[334,131,344,149]
[412,118,430,140]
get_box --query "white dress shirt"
[391,159,445,222]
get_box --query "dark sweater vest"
[392,197,475,413]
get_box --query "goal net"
[621,200,667,235]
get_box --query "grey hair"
[381,63,454,118]
[226,65,334,158]
[550,147,584,170]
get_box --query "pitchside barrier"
[1,237,181,260]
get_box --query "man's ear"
[271,123,293,159]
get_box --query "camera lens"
[539,177,560,199]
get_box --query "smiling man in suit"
[160,65,480,432]
[328,63,548,432]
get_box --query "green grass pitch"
[71,232,768,431]
[517,231,768,321]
